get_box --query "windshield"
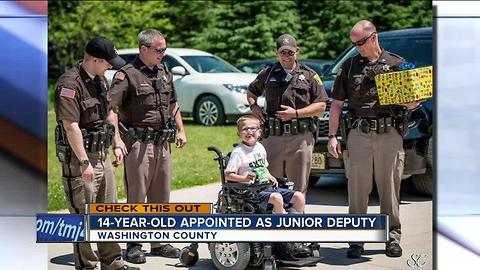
[181,55,240,73]
[329,36,432,76]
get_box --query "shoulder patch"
[115,71,125,81]
[387,51,405,61]
[313,73,323,86]
[60,87,76,99]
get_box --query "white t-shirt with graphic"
[225,142,270,184]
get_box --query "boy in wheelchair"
[224,115,305,215]
[207,115,321,269]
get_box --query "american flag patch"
[60,87,76,99]
[115,72,125,81]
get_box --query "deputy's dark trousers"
[62,150,124,270]
[124,141,172,249]
[343,128,404,247]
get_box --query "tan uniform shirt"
[109,57,177,128]
[332,49,405,118]
[248,62,328,117]
[55,63,109,130]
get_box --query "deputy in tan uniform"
[328,20,420,259]
[54,37,139,270]
[108,29,186,264]
[247,34,328,195]
[247,34,327,257]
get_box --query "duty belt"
[81,125,114,153]
[351,116,399,134]
[133,127,175,144]
[263,117,318,137]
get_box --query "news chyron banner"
[37,203,388,243]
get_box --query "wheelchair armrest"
[276,177,294,189]
[225,182,271,193]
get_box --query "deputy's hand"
[176,131,187,148]
[275,105,296,121]
[328,137,342,159]
[251,104,265,122]
[81,163,95,182]
[402,102,421,110]
[269,175,278,187]
[112,140,127,167]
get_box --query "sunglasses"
[240,126,260,133]
[279,50,296,56]
[351,32,376,47]
[144,45,167,54]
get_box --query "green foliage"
[49,1,173,81]
[49,0,432,81]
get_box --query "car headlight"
[223,84,248,94]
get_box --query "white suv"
[106,48,263,126]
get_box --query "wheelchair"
[207,146,323,270]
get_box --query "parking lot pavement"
[48,176,432,269]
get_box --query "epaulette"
[261,62,275,72]
[386,51,405,61]
[120,63,134,72]
[298,62,315,73]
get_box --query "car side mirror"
[171,66,186,76]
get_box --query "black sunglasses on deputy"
[279,50,295,56]
[351,32,376,47]
[144,44,167,54]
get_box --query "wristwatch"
[80,159,90,166]
[328,134,337,139]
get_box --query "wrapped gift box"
[375,66,433,105]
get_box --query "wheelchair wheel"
[209,242,251,270]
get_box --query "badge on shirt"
[115,72,125,81]
[298,74,306,81]
[60,87,76,99]
[313,74,323,85]
[382,64,391,72]
[162,75,167,82]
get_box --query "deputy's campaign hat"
[85,36,126,69]
[276,34,297,52]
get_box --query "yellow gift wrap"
[375,66,433,105]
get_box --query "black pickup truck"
[309,27,433,195]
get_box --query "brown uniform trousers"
[124,140,172,248]
[262,132,314,194]
[343,128,404,246]
[62,150,124,270]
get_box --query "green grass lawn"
[48,111,238,211]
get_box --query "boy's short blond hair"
[236,115,261,130]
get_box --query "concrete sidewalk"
[48,178,433,269]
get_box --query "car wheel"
[195,96,225,126]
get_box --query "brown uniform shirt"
[331,49,405,118]
[248,62,328,117]
[109,56,177,128]
[54,63,109,131]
